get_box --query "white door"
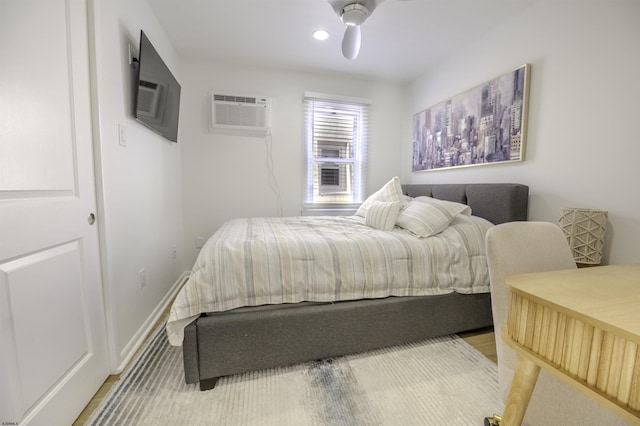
[0,0,109,424]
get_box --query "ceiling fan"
[326,0,406,60]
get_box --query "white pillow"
[365,200,402,231]
[355,176,405,217]
[396,196,472,238]
[420,196,471,216]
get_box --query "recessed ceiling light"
[313,29,330,41]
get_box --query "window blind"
[303,94,369,210]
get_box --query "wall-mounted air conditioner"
[210,93,271,133]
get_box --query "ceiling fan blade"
[342,25,361,60]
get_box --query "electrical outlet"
[171,245,177,259]
[139,268,146,289]
[196,237,205,249]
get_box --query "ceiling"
[147,0,539,83]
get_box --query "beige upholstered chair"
[485,222,630,425]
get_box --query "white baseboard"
[114,270,190,373]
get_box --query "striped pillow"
[365,200,402,231]
[355,176,404,217]
[396,196,471,238]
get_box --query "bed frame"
[182,183,529,390]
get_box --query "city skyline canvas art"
[412,64,530,172]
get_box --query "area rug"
[87,323,502,425]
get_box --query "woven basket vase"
[559,208,608,264]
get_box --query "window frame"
[303,92,370,213]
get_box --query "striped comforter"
[166,214,493,346]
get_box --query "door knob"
[88,213,96,225]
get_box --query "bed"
[168,182,529,390]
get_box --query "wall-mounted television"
[135,30,181,142]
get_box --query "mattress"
[166,213,493,345]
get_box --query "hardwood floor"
[73,327,497,424]
[459,327,498,363]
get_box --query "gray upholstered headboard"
[401,183,529,225]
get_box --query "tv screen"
[135,30,181,142]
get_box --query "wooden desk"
[502,263,640,425]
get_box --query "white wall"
[180,60,404,266]
[402,0,640,265]
[91,0,186,371]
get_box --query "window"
[303,93,370,212]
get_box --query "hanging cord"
[265,128,284,216]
